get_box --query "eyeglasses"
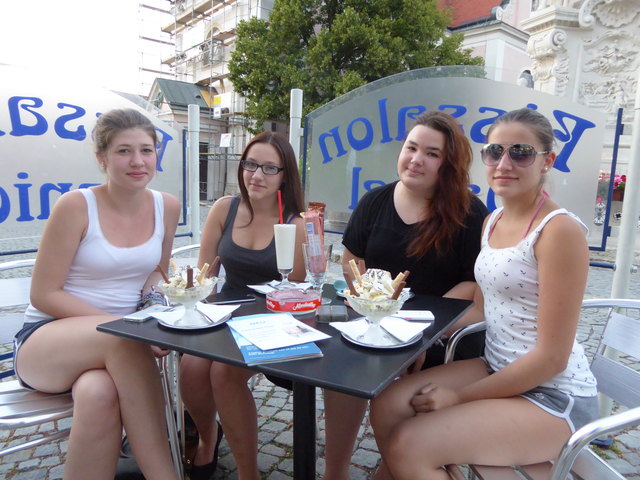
[240,160,284,175]
[480,143,550,167]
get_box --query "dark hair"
[94,108,158,154]
[406,111,473,258]
[486,108,555,152]
[237,131,304,223]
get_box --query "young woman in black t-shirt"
[323,111,488,480]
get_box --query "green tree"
[228,0,483,128]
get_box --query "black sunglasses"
[240,160,284,175]
[480,143,549,167]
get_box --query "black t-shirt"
[342,181,488,296]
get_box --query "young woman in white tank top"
[13,109,181,479]
[369,108,597,480]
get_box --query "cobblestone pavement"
[1,220,639,479]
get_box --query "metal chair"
[0,258,74,457]
[0,259,183,478]
[445,298,640,480]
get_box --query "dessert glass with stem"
[345,290,411,346]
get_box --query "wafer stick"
[344,271,360,297]
[391,272,405,289]
[196,263,210,284]
[348,259,363,285]
[169,258,179,274]
[186,267,194,289]
[390,281,406,300]
[392,270,411,289]
[156,264,170,283]
[210,256,221,277]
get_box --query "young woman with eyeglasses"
[179,131,306,480]
[369,108,598,479]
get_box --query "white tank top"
[475,208,597,397]
[25,188,165,321]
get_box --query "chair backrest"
[170,244,225,291]
[170,244,200,269]
[582,298,640,410]
[0,259,35,309]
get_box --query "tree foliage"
[228,0,483,127]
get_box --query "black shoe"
[189,422,224,480]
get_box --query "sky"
[0,0,173,96]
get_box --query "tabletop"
[97,287,472,399]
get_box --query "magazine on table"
[229,327,323,366]
[227,313,330,351]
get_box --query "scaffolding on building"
[145,0,274,200]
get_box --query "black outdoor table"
[97,286,471,479]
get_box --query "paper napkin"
[329,319,369,338]
[248,281,313,295]
[394,310,434,321]
[151,303,238,325]
[379,316,431,342]
[330,317,430,343]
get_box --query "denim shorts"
[13,318,57,390]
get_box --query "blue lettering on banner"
[0,188,9,223]
[347,118,374,151]
[316,99,597,211]
[15,172,34,222]
[0,96,177,224]
[54,103,87,141]
[551,111,595,173]
[468,107,506,144]
[0,172,100,224]
[319,126,348,164]
[395,106,427,140]
[9,96,48,136]
[377,98,393,144]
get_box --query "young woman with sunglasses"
[369,108,598,479]
[179,131,306,480]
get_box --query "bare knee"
[180,356,212,388]
[384,425,427,477]
[210,362,252,390]
[72,370,121,432]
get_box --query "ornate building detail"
[579,0,640,28]
[579,31,639,118]
[527,28,570,95]
[533,0,585,10]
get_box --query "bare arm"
[289,216,307,282]
[197,196,232,276]
[341,247,364,280]
[415,215,589,410]
[143,192,181,293]
[30,191,107,318]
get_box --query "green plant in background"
[228,0,484,131]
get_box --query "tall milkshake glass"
[274,223,297,288]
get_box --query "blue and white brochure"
[229,316,323,366]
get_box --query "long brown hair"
[406,111,473,258]
[237,131,304,223]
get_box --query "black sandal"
[189,422,224,480]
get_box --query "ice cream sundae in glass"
[346,290,411,346]
[157,265,217,326]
